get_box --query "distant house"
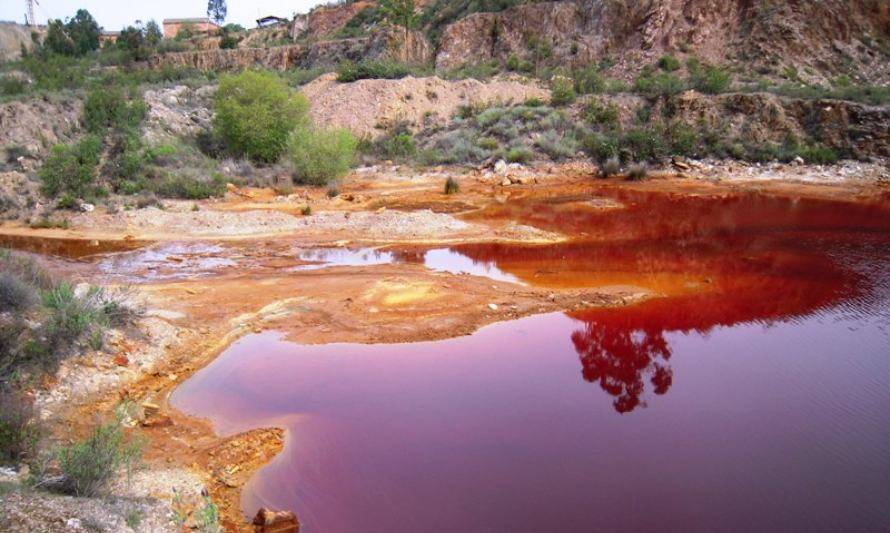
[256,16,289,28]
[162,18,220,39]
[99,31,119,45]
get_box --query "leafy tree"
[207,0,227,25]
[44,20,75,56]
[379,0,417,48]
[144,20,163,46]
[117,26,151,60]
[66,9,100,55]
[213,71,310,163]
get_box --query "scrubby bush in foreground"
[0,390,41,465]
[58,407,143,497]
[214,71,310,163]
[286,127,358,185]
[38,136,103,198]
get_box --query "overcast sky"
[1,0,327,31]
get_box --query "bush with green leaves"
[58,408,143,497]
[627,162,649,180]
[286,127,358,186]
[550,77,576,106]
[153,172,226,199]
[39,136,103,198]
[444,177,460,194]
[336,59,413,82]
[599,157,621,178]
[691,65,732,94]
[575,65,607,94]
[0,390,41,465]
[214,71,311,163]
[658,55,681,72]
[582,99,620,128]
[635,69,686,98]
[378,130,417,160]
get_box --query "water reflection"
[571,315,672,413]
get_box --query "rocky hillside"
[436,0,890,83]
[145,0,889,85]
[0,22,37,63]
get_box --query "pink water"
[172,191,890,532]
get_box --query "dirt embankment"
[302,72,549,138]
[0,96,82,158]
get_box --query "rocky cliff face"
[435,0,890,83]
[149,29,431,71]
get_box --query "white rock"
[79,202,95,213]
[494,159,508,174]
[488,303,498,311]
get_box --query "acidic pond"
[172,189,890,532]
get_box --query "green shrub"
[599,157,621,178]
[39,136,102,198]
[444,177,459,194]
[523,96,545,107]
[575,65,607,94]
[550,77,576,106]
[286,127,357,186]
[691,65,732,94]
[0,76,26,96]
[635,70,686,97]
[506,54,532,73]
[477,136,499,150]
[799,143,839,165]
[83,84,146,135]
[42,283,105,352]
[476,107,506,128]
[336,59,412,82]
[0,272,37,313]
[378,131,417,160]
[506,146,533,163]
[582,99,620,128]
[627,162,649,180]
[535,130,578,161]
[0,390,41,465]
[153,173,226,199]
[621,127,666,162]
[658,55,681,72]
[213,71,310,163]
[58,410,143,497]
[582,132,620,162]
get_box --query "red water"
[170,189,890,532]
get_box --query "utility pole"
[26,0,37,30]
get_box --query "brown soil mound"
[301,73,549,138]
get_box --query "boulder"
[253,508,300,533]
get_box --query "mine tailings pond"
[169,188,890,533]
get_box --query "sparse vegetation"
[444,176,460,194]
[0,250,141,380]
[599,157,621,178]
[0,390,41,465]
[58,407,143,497]
[627,162,649,180]
[336,59,419,82]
